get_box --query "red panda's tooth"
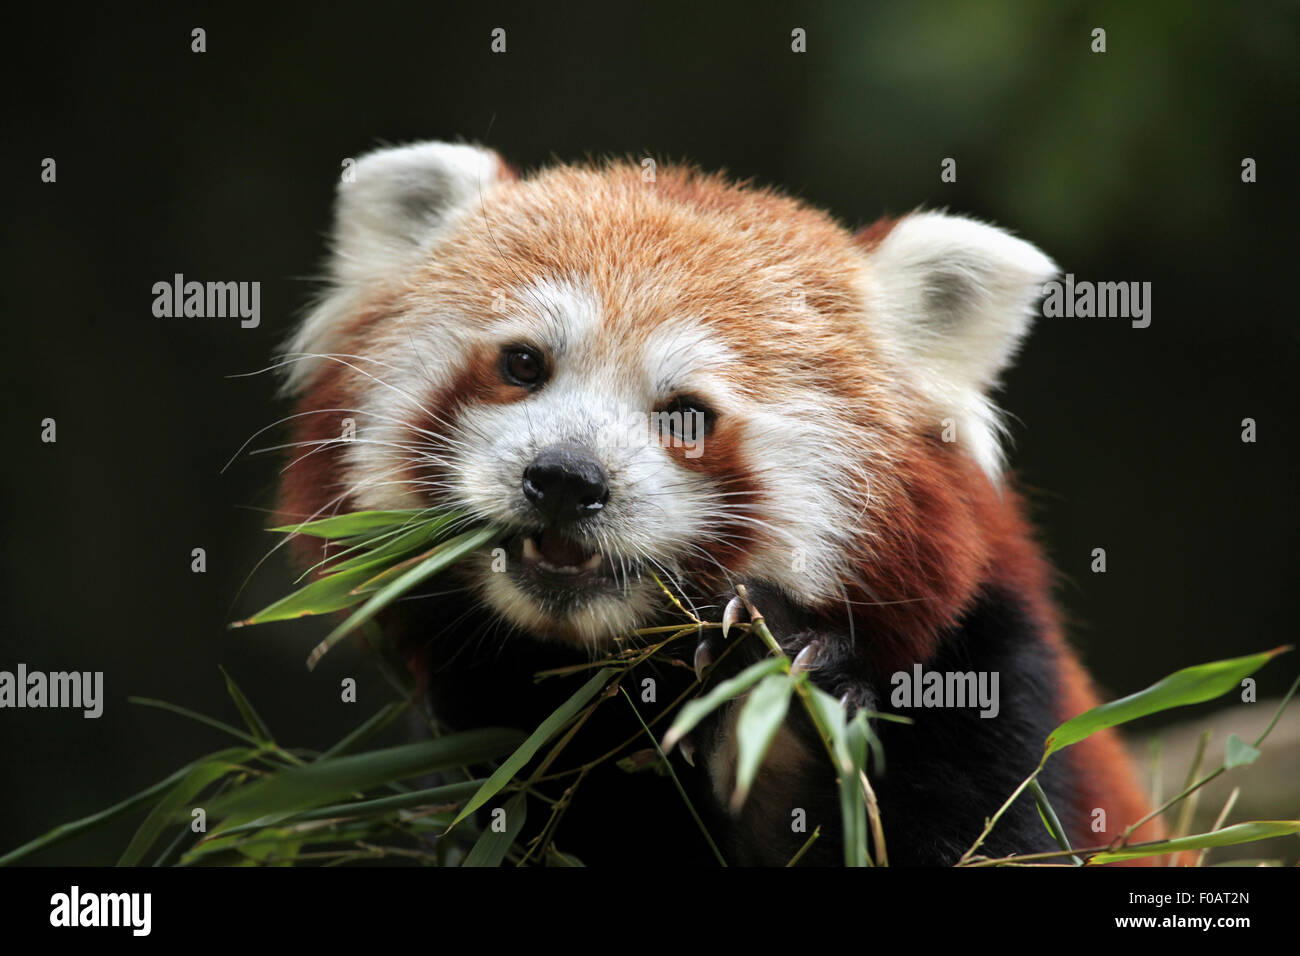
[522,536,541,564]
[581,552,602,572]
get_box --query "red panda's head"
[279,142,1056,650]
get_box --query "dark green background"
[4,1,1297,862]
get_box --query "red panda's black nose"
[522,445,609,523]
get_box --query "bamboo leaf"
[1029,778,1082,865]
[1224,733,1262,769]
[117,748,260,866]
[804,685,849,757]
[0,754,251,865]
[270,510,430,538]
[185,822,386,865]
[307,526,500,669]
[616,747,666,774]
[288,779,483,823]
[238,835,303,866]
[219,667,274,745]
[731,673,794,810]
[209,728,523,825]
[230,564,379,627]
[326,519,454,573]
[802,685,870,865]
[450,669,615,828]
[839,711,872,867]
[127,696,259,746]
[1088,821,1300,864]
[349,546,447,594]
[1045,647,1290,755]
[661,658,786,753]
[181,780,486,860]
[463,792,528,867]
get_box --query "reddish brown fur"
[279,157,1163,862]
[278,360,365,567]
[445,342,537,406]
[853,215,901,252]
[668,417,765,575]
[828,434,1160,856]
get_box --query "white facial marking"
[316,268,871,644]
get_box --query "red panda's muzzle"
[508,444,622,597]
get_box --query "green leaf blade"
[326,518,455,573]
[1029,778,1082,865]
[732,673,795,811]
[450,668,616,828]
[270,510,432,538]
[1045,647,1289,756]
[231,565,379,627]
[307,525,500,669]
[1224,733,1262,769]
[662,658,786,753]
[838,711,872,867]
[219,667,274,745]
[208,728,524,825]
[117,747,260,866]
[1089,821,1300,864]
[463,792,528,867]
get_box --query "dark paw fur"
[680,582,876,763]
[692,582,865,699]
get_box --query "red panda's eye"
[501,347,546,387]
[658,395,716,438]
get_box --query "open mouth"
[521,531,603,576]
[506,528,625,599]
[486,527,652,640]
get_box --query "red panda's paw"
[699,582,865,687]
[678,582,870,862]
[692,581,818,683]
[688,580,876,734]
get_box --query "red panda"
[276,141,1161,866]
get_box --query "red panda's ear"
[858,212,1058,478]
[282,141,510,393]
[330,141,510,288]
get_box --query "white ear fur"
[283,141,507,393]
[860,211,1057,479]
